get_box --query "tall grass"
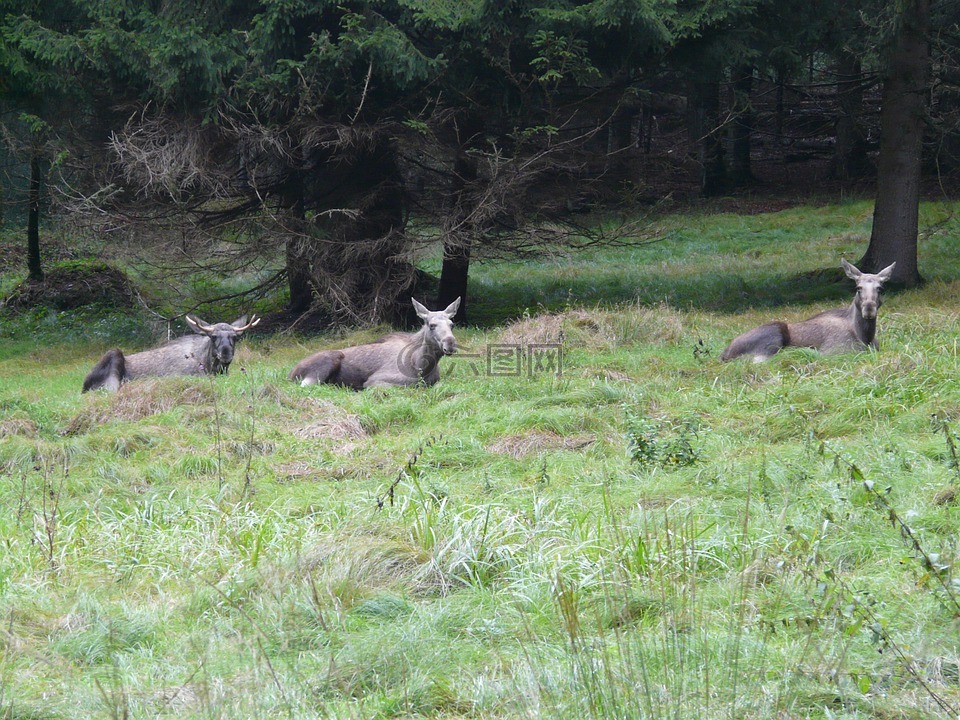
[1,201,960,718]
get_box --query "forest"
[0,0,954,322]
[2,1,960,719]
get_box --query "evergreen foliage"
[0,0,958,311]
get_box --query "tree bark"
[27,151,43,282]
[859,0,930,286]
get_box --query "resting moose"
[82,315,260,392]
[720,259,895,362]
[289,298,460,389]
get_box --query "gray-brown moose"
[82,315,260,392]
[721,259,895,362]
[289,298,460,389]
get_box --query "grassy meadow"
[1,199,960,719]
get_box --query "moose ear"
[411,298,430,319]
[230,315,249,329]
[841,258,861,280]
[876,263,896,282]
[443,297,461,318]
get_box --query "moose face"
[186,315,261,371]
[411,297,460,356]
[842,259,895,321]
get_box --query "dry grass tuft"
[63,379,214,435]
[497,304,685,351]
[497,312,567,346]
[488,430,595,459]
[292,399,367,441]
[934,484,957,506]
[302,531,444,602]
[0,416,38,438]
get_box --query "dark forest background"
[0,0,954,325]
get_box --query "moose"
[289,298,460,389]
[82,314,260,392]
[720,259,896,362]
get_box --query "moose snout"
[860,302,879,320]
[442,337,457,355]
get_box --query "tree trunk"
[27,151,43,282]
[437,158,477,323]
[775,70,785,146]
[731,66,756,187]
[437,121,480,324]
[285,236,314,315]
[285,180,314,315]
[688,76,728,197]
[608,101,638,173]
[437,242,470,323]
[932,62,960,172]
[307,133,409,325]
[831,52,870,181]
[859,0,930,286]
[640,100,653,155]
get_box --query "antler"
[185,315,215,333]
[186,314,261,333]
[234,315,261,333]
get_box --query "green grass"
[2,201,960,718]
